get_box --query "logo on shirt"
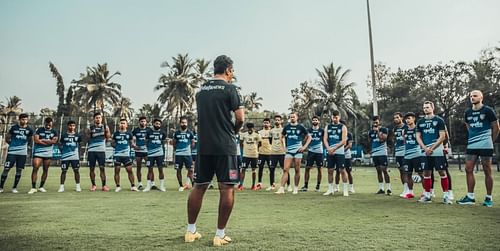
[480,114,485,120]
[432,121,438,127]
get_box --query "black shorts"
[242,157,258,169]
[135,152,147,158]
[192,154,197,162]
[306,152,324,167]
[258,154,272,168]
[4,154,27,169]
[403,157,424,173]
[423,156,447,171]
[88,152,105,168]
[33,155,52,161]
[327,154,345,170]
[270,155,285,168]
[395,156,404,170]
[61,160,80,170]
[372,156,388,167]
[194,155,240,184]
[344,158,352,172]
[147,156,164,168]
[175,155,193,170]
[466,149,494,157]
[114,156,133,167]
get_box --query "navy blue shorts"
[344,158,352,172]
[242,157,258,169]
[88,152,105,168]
[4,154,27,169]
[147,156,164,168]
[194,155,240,184]
[175,155,193,170]
[61,160,80,170]
[466,149,494,157]
[403,157,424,173]
[306,152,324,167]
[135,151,147,158]
[372,156,388,167]
[395,156,404,170]
[114,156,133,167]
[270,155,285,168]
[258,154,272,168]
[327,154,345,170]
[423,156,447,171]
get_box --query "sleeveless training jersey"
[282,124,308,154]
[132,127,149,154]
[393,124,407,157]
[345,132,353,159]
[404,126,420,159]
[416,116,445,157]
[465,105,498,150]
[174,129,194,156]
[258,129,272,155]
[270,127,285,155]
[307,127,324,154]
[326,123,345,155]
[7,124,34,155]
[88,125,107,152]
[146,129,167,157]
[241,131,261,158]
[113,131,132,157]
[369,127,388,157]
[60,132,81,161]
[33,127,58,158]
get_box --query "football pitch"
[1,165,499,251]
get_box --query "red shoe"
[405,193,415,199]
[237,185,244,191]
[251,185,257,191]
[256,183,262,190]
[102,185,110,192]
[90,185,97,192]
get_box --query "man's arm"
[34,134,47,145]
[491,120,499,143]
[234,108,245,133]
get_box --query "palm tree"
[242,92,263,112]
[137,103,167,120]
[1,96,23,124]
[113,97,134,121]
[290,81,323,120]
[49,62,66,116]
[71,63,122,115]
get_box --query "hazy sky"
[1,0,499,114]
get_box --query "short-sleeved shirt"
[241,131,261,158]
[113,131,132,157]
[196,79,243,155]
[33,127,58,158]
[60,132,81,161]
[369,127,388,157]
[258,129,272,155]
[191,131,198,155]
[270,127,285,155]
[465,105,498,150]
[88,124,107,152]
[307,127,324,154]
[404,126,421,159]
[7,124,34,155]
[416,116,446,157]
[393,124,407,157]
[132,127,150,153]
[174,129,195,156]
[146,129,167,157]
[282,123,308,154]
[345,132,353,159]
[326,123,345,155]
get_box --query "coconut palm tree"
[113,97,134,121]
[137,103,167,120]
[1,96,23,124]
[242,92,263,112]
[49,62,66,116]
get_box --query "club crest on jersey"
[337,129,341,133]
[480,114,485,120]
[297,129,301,134]
[432,121,438,126]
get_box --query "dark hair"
[139,116,147,121]
[372,115,380,121]
[274,114,282,119]
[404,112,416,118]
[263,118,271,122]
[179,116,188,123]
[67,120,76,125]
[423,100,435,109]
[246,122,254,129]
[312,115,319,120]
[120,118,127,123]
[393,112,403,118]
[213,55,233,75]
[153,118,162,124]
[19,113,28,119]
[44,117,53,124]
[93,112,102,118]
[332,110,340,116]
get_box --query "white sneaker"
[115,187,122,192]
[159,186,166,192]
[349,188,355,194]
[399,191,407,198]
[12,188,19,194]
[333,187,339,192]
[0,188,4,193]
[76,185,82,192]
[443,193,452,204]
[178,186,185,192]
[323,190,334,196]
[266,185,276,191]
[448,190,454,200]
[28,188,37,194]
[343,190,349,197]
[38,187,47,193]
[58,186,65,193]
[287,185,293,192]
[292,187,298,194]
[143,185,151,192]
[131,186,138,192]
[275,187,285,194]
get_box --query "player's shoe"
[143,184,151,192]
[418,195,432,203]
[274,186,285,194]
[404,193,415,199]
[151,185,158,190]
[90,185,97,192]
[443,193,452,204]
[0,188,3,193]
[137,183,143,190]
[430,189,436,198]
[349,187,355,194]
[102,186,110,192]
[333,186,339,192]
[237,185,244,191]
[343,189,349,197]
[399,191,406,197]
[184,231,202,243]
[76,184,82,192]
[300,186,308,192]
[12,188,19,194]
[448,190,454,200]
[315,185,321,192]
[255,183,262,190]
[386,189,392,196]
[456,195,476,205]
[28,188,37,194]
[292,187,298,194]
[178,186,185,192]
[266,184,276,191]
[131,186,138,192]
[38,187,47,193]
[287,185,293,192]
[251,185,257,191]
[323,189,334,196]
[58,186,65,193]
[115,187,122,192]
[376,189,385,194]
[483,197,493,207]
[159,185,166,192]
[213,235,232,247]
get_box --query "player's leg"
[257,156,264,186]
[250,158,257,189]
[38,158,51,191]
[276,156,292,194]
[324,155,335,195]
[72,161,81,192]
[136,156,143,189]
[88,152,97,191]
[267,156,276,190]
[175,157,184,189]
[481,154,494,207]
[157,157,166,191]
[302,166,311,191]
[374,157,384,194]
[12,155,26,192]
[186,155,211,240]
[114,159,122,192]
[59,161,68,192]
[419,157,433,203]
[98,152,107,191]
[29,157,42,193]
[239,158,247,190]
[337,155,348,196]
[125,162,136,190]
[380,156,391,195]
[0,155,16,191]
[143,160,154,192]
[292,158,301,194]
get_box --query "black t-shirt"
[196,79,243,155]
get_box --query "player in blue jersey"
[275,112,309,195]
[28,117,59,194]
[301,116,324,192]
[58,121,82,193]
[323,111,348,196]
[0,114,34,194]
[416,101,451,204]
[368,116,392,195]
[112,119,137,192]
[402,112,423,199]
[457,90,499,207]
[173,117,195,192]
[132,116,150,190]
[143,118,167,192]
[87,113,111,192]
[335,120,355,193]
[392,112,408,197]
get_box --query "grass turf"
[1,165,499,250]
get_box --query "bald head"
[470,90,483,105]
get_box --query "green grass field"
[1,165,500,250]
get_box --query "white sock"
[216,228,225,238]
[424,191,430,198]
[343,183,348,192]
[386,183,391,190]
[76,183,80,187]
[294,185,298,190]
[486,195,492,200]
[379,183,384,190]
[187,223,196,233]
[328,183,333,191]
[468,193,475,199]
[335,184,340,190]
[403,183,408,192]
[160,179,165,186]
[349,184,354,190]
[408,189,413,194]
